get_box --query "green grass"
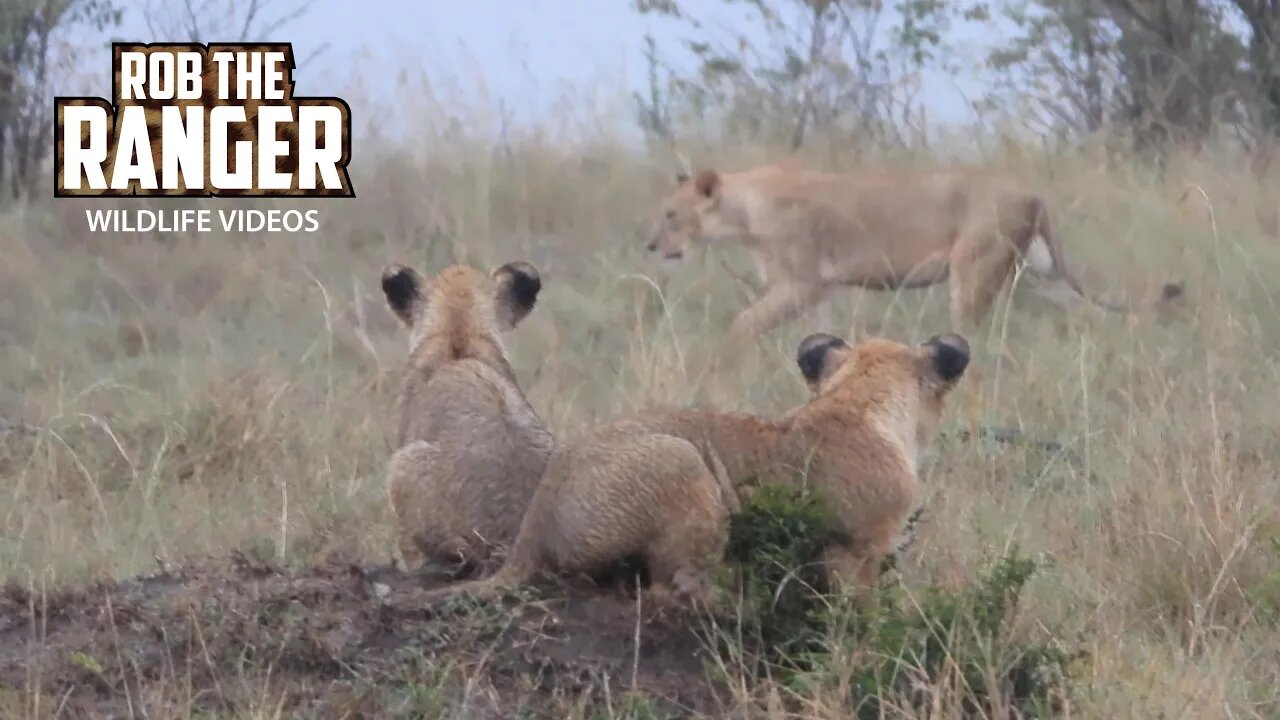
[712,482,1080,717]
[3,65,1280,717]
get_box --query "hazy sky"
[87,0,991,133]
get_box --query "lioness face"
[380,261,542,349]
[646,169,724,260]
[796,332,970,441]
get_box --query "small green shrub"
[1248,533,1280,625]
[722,481,843,667]
[843,548,1082,718]
[717,480,1082,717]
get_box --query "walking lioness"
[418,330,970,607]
[646,161,1184,338]
[381,260,554,577]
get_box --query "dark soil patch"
[0,555,726,718]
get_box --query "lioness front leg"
[819,544,892,605]
[819,515,907,602]
[813,298,837,334]
[727,281,830,341]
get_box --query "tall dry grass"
[1,64,1278,717]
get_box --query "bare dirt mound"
[0,557,726,718]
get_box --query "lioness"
[646,162,1185,338]
[417,330,970,607]
[381,260,555,577]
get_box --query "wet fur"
[420,332,971,607]
[382,261,554,577]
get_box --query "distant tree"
[0,0,120,200]
[634,33,675,143]
[632,0,955,151]
[981,0,1278,155]
[1230,0,1280,137]
[140,0,329,65]
[637,0,1280,157]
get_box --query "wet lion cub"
[421,330,970,605]
[381,260,554,577]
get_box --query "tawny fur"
[420,331,970,607]
[381,261,554,577]
[645,160,1185,338]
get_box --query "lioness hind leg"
[948,237,1017,328]
[387,441,478,577]
[646,543,722,612]
[396,532,425,572]
[642,444,732,611]
[397,526,476,578]
[387,440,438,571]
[421,535,483,579]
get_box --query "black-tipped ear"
[381,264,425,328]
[491,261,542,329]
[925,333,970,382]
[796,333,850,386]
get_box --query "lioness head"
[646,169,728,260]
[381,261,542,352]
[795,332,970,447]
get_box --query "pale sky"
[78,0,993,138]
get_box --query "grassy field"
[2,75,1279,717]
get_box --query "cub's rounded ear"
[924,333,970,382]
[796,332,851,392]
[381,264,426,328]
[491,261,542,330]
[694,169,721,199]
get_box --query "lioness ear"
[796,332,851,391]
[491,261,542,330]
[923,333,970,382]
[381,264,426,328]
[694,169,721,199]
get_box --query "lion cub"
[421,331,970,606]
[381,260,554,577]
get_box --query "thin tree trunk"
[789,5,828,151]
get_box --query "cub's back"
[398,358,552,463]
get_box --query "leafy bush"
[722,481,843,667]
[718,481,1083,717]
[1248,532,1280,626]
[843,549,1081,718]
